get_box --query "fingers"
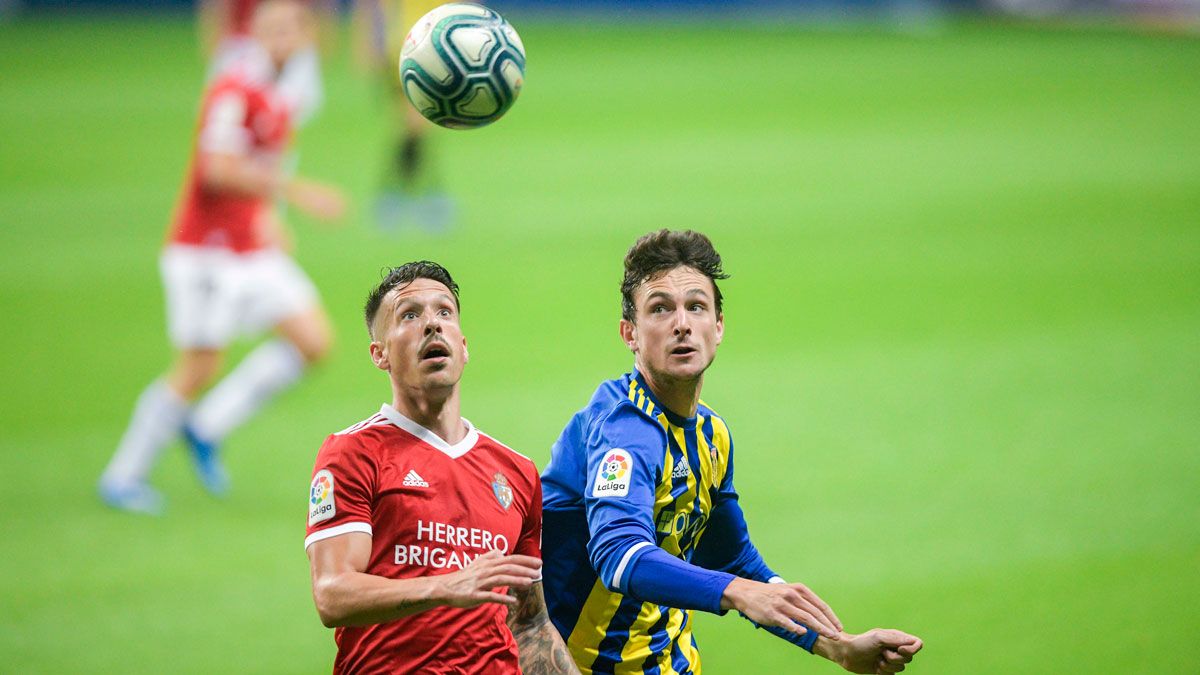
[498,554,545,570]
[874,632,921,674]
[882,648,911,667]
[475,590,519,607]
[467,552,543,593]
[791,583,844,633]
[781,590,840,638]
[469,551,543,571]
[778,603,839,639]
[873,628,923,654]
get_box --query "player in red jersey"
[200,0,337,126]
[98,0,346,514]
[305,262,578,674]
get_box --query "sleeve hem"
[304,521,372,550]
[611,541,654,591]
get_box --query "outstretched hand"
[829,628,923,674]
[721,577,843,640]
[286,178,348,223]
[435,550,542,609]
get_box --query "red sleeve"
[197,82,251,155]
[514,464,543,560]
[304,433,376,549]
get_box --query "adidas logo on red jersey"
[402,469,430,488]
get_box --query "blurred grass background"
[1,12,1198,673]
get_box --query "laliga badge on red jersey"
[492,472,513,510]
[309,469,336,526]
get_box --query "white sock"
[188,340,305,443]
[101,380,188,488]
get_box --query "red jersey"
[169,57,290,253]
[305,405,543,674]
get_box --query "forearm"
[625,547,735,614]
[507,583,580,675]
[312,570,444,628]
[511,617,579,675]
[813,634,843,663]
[201,155,283,199]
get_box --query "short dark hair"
[621,229,729,322]
[364,261,460,337]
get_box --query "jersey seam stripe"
[476,430,534,463]
[304,521,372,550]
[612,541,653,590]
[334,414,387,436]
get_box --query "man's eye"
[689,304,704,312]
[651,305,667,314]
[439,309,451,317]
[402,312,418,320]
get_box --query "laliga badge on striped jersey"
[593,448,632,498]
[309,469,336,526]
[492,472,514,510]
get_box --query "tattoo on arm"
[507,582,580,675]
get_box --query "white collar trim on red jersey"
[379,404,479,459]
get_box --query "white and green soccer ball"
[399,3,526,129]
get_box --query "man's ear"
[619,318,637,353]
[369,340,388,371]
[462,336,469,365]
[715,311,724,346]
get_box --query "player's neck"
[391,386,467,445]
[639,367,703,419]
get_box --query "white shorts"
[160,245,319,349]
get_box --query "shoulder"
[475,427,538,476]
[698,400,731,430]
[580,374,666,440]
[316,413,393,464]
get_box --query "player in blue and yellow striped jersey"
[541,230,924,675]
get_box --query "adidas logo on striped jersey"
[672,455,691,479]
[402,470,430,488]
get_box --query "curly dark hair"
[620,229,729,322]
[364,261,460,337]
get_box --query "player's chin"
[419,369,461,389]
[662,357,708,380]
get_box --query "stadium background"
[1,0,1197,671]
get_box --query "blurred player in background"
[98,0,347,514]
[541,230,924,674]
[305,262,576,673]
[352,0,455,231]
[199,0,338,127]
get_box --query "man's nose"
[672,309,692,336]
[423,313,444,335]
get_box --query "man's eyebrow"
[644,288,711,302]
[394,293,457,311]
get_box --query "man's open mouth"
[421,344,450,360]
[671,346,696,355]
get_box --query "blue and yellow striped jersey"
[542,370,777,674]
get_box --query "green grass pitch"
[0,13,1197,673]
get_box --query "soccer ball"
[399,3,526,129]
